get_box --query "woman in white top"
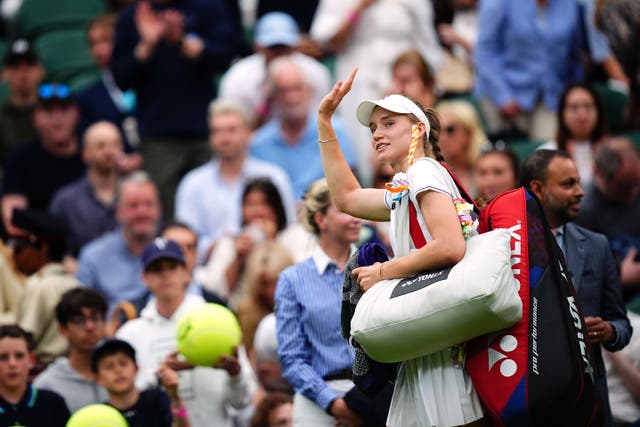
[197,178,317,307]
[316,68,487,426]
[540,83,609,187]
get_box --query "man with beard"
[76,171,161,313]
[49,121,123,260]
[521,149,632,427]
[249,56,357,199]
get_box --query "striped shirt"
[275,246,355,411]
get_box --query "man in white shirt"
[218,11,331,127]
[174,99,296,262]
[116,237,257,427]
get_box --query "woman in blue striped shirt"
[275,178,364,426]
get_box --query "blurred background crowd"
[0,0,638,426]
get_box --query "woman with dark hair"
[198,178,287,307]
[473,148,521,208]
[250,392,293,427]
[540,83,609,186]
[240,178,289,235]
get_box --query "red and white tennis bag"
[466,187,603,426]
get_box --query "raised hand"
[135,1,165,46]
[317,67,358,120]
[162,9,185,45]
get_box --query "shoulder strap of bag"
[408,161,478,249]
[409,202,427,249]
[439,161,480,215]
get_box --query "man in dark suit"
[521,149,632,427]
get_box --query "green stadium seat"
[594,82,629,134]
[0,81,10,104]
[623,131,640,151]
[33,29,98,84]
[68,71,101,92]
[15,0,106,38]
[0,38,8,68]
[508,139,544,162]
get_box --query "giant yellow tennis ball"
[176,303,242,366]
[66,404,128,427]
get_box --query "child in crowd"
[0,324,70,426]
[91,337,190,427]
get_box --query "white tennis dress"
[384,158,484,427]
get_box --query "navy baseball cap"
[90,338,136,373]
[141,237,185,270]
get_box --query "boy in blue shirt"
[91,338,190,427]
[0,324,69,426]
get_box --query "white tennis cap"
[356,94,430,130]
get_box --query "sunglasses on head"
[38,83,71,101]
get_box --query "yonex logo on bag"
[567,295,595,380]
[487,333,518,377]
[390,267,452,298]
[508,223,523,291]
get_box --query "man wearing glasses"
[1,83,85,238]
[10,208,81,371]
[33,287,109,412]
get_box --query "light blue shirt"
[275,247,355,411]
[76,230,203,312]
[578,0,612,62]
[250,114,357,200]
[76,230,146,311]
[554,225,565,253]
[474,0,584,111]
[174,157,297,262]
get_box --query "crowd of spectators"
[0,0,638,426]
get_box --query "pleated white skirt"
[386,348,484,427]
